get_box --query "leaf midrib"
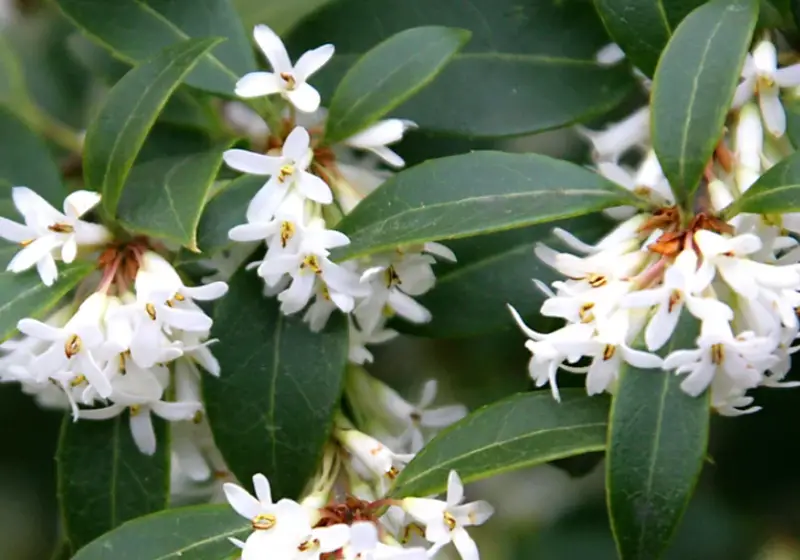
[330,51,612,66]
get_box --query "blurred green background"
[2,1,800,559]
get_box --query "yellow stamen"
[668,290,682,313]
[385,265,401,288]
[70,374,86,387]
[145,303,157,320]
[19,239,33,247]
[278,164,295,182]
[130,405,142,417]
[444,511,457,531]
[279,72,296,89]
[251,513,277,531]
[300,255,322,274]
[711,343,724,365]
[298,539,320,552]
[603,344,616,361]
[280,221,295,248]
[579,303,595,323]
[48,223,74,233]
[586,273,607,288]
[173,293,185,302]
[64,334,82,358]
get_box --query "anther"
[710,343,724,365]
[48,223,74,233]
[64,334,82,358]
[443,511,457,531]
[251,513,277,531]
[279,72,296,89]
[602,345,616,361]
[145,303,157,320]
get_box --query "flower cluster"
[0,188,227,465]
[222,24,455,365]
[510,37,800,415]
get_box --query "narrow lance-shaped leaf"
[72,505,248,560]
[203,265,349,499]
[331,151,642,262]
[57,414,170,552]
[397,214,615,338]
[54,0,254,95]
[287,0,635,138]
[84,37,222,218]
[606,314,711,559]
[391,390,610,499]
[0,263,93,342]
[324,26,470,144]
[594,0,705,77]
[116,141,233,251]
[722,150,800,218]
[651,0,758,203]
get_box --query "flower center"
[586,273,607,288]
[757,73,775,90]
[280,221,295,248]
[710,343,725,365]
[64,334,82,358]
[252,513,277,530]
[48,222,74,234]
[602,344,616,361]
[443,511,457,531]
[279,71,297,90]
[70,374,86,387]
[278,164,295,182]
[579,303,595,323]
[301,255,322,274]
[385,265,401,288]
[129,404,142,416]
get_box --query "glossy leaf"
[233,0,333,33]
[398,215,615,338]
[0,263,93,343]
[203,265,349,499]
[607,315,710,559]
[651,0,758,202]
[0,32,29,109]
[0,107,65,207]
[722,151,800,217]
[196,175,262,254]
[57,413,170,552]
[324,26,469,144]
[84,38,220,218]
[116,142,231,250]
[72,505,247,560]
[287,0,635,137]
[594,0,705,77]
[391,390,609,498]
[332,151,640,261]
[54,0,254,95]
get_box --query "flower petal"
[282,126,311,161]
[293,44,335,80]
[252,473,272,505]
[297,171,333,204]
[759,87,786,137]
[452,527,480,560]
[129,409,157,455]
[0,217,32,243]
[224,149,282,176]
[36,254,58,287]
[235,72,283,98]
[223,482,262,520]
[447,470,464,506]
[285,82,321,113]
[253,24,292,73]
[7,236,60,273]
[63,190,101,219]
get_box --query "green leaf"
[391,390,609,498]
[398,215,615,338]
[203,265,349,499]
[722,150,800,217]
[324,26,469,144]
[196,175,262,254]
[116,142,231,250]
[0,263,93,343]
[72,505,247,560]
[54,0,255,96]
[233,0,333,34]
[0,32,29,109]
[651,0,758,202]
[332,151,640,262]
[594,0,705,77]
[0,106,65,207]
[606,315,710,559]
[287,0,635,137]
[57,413,170,552]
[84,38,221,219]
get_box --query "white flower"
[17,292,112,398]
[345,522,428,559]
[734,103,765,193]
[236,24,334,113]
[343,119,417,168]
[0,187,109,285]
[292,523,350,560]
[402,471,494,560]
[576,107,650,163]
[224,127,332,219]
[228,190,307,247]
[334,425,413,483]
[734,39,800,136]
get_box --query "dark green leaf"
[607,315,710,559]
[723,150,800,217]
[233,0,333,34]
[0,106,64,206]
[651,0,758,202]
[116,142,231,250]
[72,505,247,560]
[0,32,28,109]
[398,214,615,338]
[594,0,705,77]
[287,0,635,137]
[84,38,221,218]
[391,390,610,498]
[325,26,469,144]
[0,262,93,343]
[54,0,255,95]
[203,265,349,499]
[786,95,800,148]
[57,413,170,552]
[196,175,262,254]
[332,151,640,261]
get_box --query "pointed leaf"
[54,0,254,95]
[0,263,93,343]
[398,215,615,338]
[331,151,641,262]
[203,265,349,499]
[287,0,635,137]
[72,505,247,560]
[84,38,221,218]
[722,151,800,217]
[324,26,470,144]
[196,175,263,255]
[116,142,231,250]
[594,0,705,77]
[391,390,610,498]
[651,0,758,202]
[607,315,710,559]
[57,413,170,552]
